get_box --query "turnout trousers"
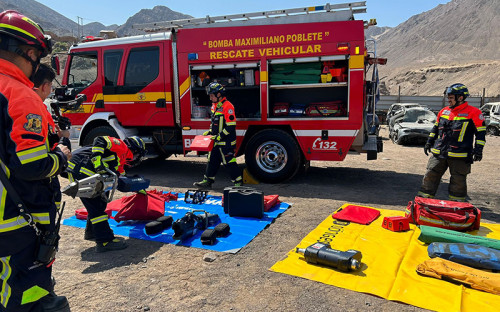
[1,236,52,312]
[205,147,242,183]
[418,156,471,201]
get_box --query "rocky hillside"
[116,6,191,36]
[374,0,500,97]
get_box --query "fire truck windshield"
[67,53,98,89]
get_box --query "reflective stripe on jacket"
[428,102,486,158]
[0,59,64,255]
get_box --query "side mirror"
[51,55,60,76]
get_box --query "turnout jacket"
[66,136,133,180]
[427,102,486,159]
[209,97,237,149]
[0,59,67,256]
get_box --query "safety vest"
[428,102,486,158]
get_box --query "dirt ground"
[54,126,499,312]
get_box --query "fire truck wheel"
[245,129,301,183]
[82,126,119,147]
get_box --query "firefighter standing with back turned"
[0,10,71,312]
[65,136,146,252]
[194,82,243,188]
[418,83,486,201]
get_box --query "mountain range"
[1,0,498,97]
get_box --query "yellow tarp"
[270,204,500,312]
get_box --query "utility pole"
[77,16,83,38]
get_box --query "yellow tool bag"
[417,258,500,295]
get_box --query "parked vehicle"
[486,102,500,136]
[386,103,424,124]
[50,3,386,183]
[389,107,436,145]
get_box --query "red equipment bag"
[273,102,289,116]
[405,197,481,232]
[305,101,346,117]
[264,195,280,212]
[113,190,177,222]
[190,135,214,152]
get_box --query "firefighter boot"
[84,219,95,241]
[193,177,214,189]
[39,293,71,312]
[96,237,128,253]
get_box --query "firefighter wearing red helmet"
[418,83,486,201]
[0,10,71,312]
[64,136,146,252]
[194,82,243,188]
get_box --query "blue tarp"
[63,192,291,253]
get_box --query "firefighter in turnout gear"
[65,136,146,252]
[418,83,486,201]
[194,82,243,189]
[0,10,72,312]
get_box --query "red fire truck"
[53,2,385,183]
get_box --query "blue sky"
[36,0,450,27]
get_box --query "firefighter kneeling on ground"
[63,136,146,252]
[194,82,243,189]
[418,83,486,202]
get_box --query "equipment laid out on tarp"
[64,192,290,253]
[331,204,380,225]
[270,203,500,312]
[406,197,481,231]
[296,242,362,272]
[418,225,500,250]
[145,216,173,235]
[428,242,500,271]
[223,186,264,218]
[417,258,500,296]
[172,210,220,241]
[184,190,209,204]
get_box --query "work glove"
[424,142,432,156]
[57,116,71,131]
[473,148,483,162]
[210,135,221,142]
[91,155,107,174]
[202,130,211,136]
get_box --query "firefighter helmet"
[0,10,52,57]
[124,136,146,159]
[445,83,469,100]
[206,82,225,96]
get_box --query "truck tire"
[245,129,302,183]
[82,126,119,146]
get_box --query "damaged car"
[389,107,437,145]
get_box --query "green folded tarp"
[271,69,322,75]
[419,225,500,250]
[270,73,320,81]
[270,63,321,71]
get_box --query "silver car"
[389,107,437,145]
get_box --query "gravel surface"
[54,126,499,311]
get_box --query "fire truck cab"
[56,2,384,183]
